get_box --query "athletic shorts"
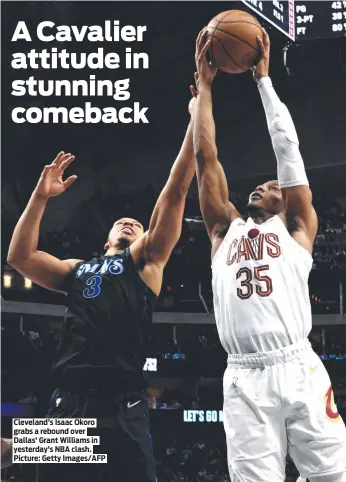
[36,387,157,482]
[223,339,346,482]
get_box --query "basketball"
[206,10,263,74]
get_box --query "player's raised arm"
[193,28,240,242]
[7,152,82,292]
[253,29,317,252]
[131,89,196,293]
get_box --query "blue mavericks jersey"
[52,248,157,392]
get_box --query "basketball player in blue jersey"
[7,92,197,482]
[193,27,346,482]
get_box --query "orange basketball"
[207,10,263,74]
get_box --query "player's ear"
[104,240,110,250]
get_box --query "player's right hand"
[195,28,217,88]
[252,27,270,82]
[34,151,77,199]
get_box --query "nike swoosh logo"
[310,366,318,373]
[127,400,141,409]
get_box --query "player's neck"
[104,248,124,257]
[248,209,274,225]
[105,238,131,256]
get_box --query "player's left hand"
[188,72,198,115]
[252,27,270,82]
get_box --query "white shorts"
[223,339,346,482]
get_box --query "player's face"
[247,180,284,214]
[106,218,144,248]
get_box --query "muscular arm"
[142,117,196,269]
[193,84,240,240]
[7,153,81,292]
[7,192,80,292]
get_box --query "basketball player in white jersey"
[193,27,346,482]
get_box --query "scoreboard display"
[295,1,346,40]
[241,0,346,41]
[241,0,295,40]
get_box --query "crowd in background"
[155,441,230,482]
[3,188,346,270]
[2,321,346,411]
[2,190,346,313]
[41,189,346,271]
[154,441,308,482]
[313,197,346,270]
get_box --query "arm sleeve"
[257,76,309,188]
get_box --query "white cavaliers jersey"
[212,215,313,354]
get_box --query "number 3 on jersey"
[83,275,102,298]
[236,265,273,299]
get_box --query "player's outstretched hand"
[252,27,270,82]
[188,72,198,115]
[195,28,217,88]
[35,151,77,200]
